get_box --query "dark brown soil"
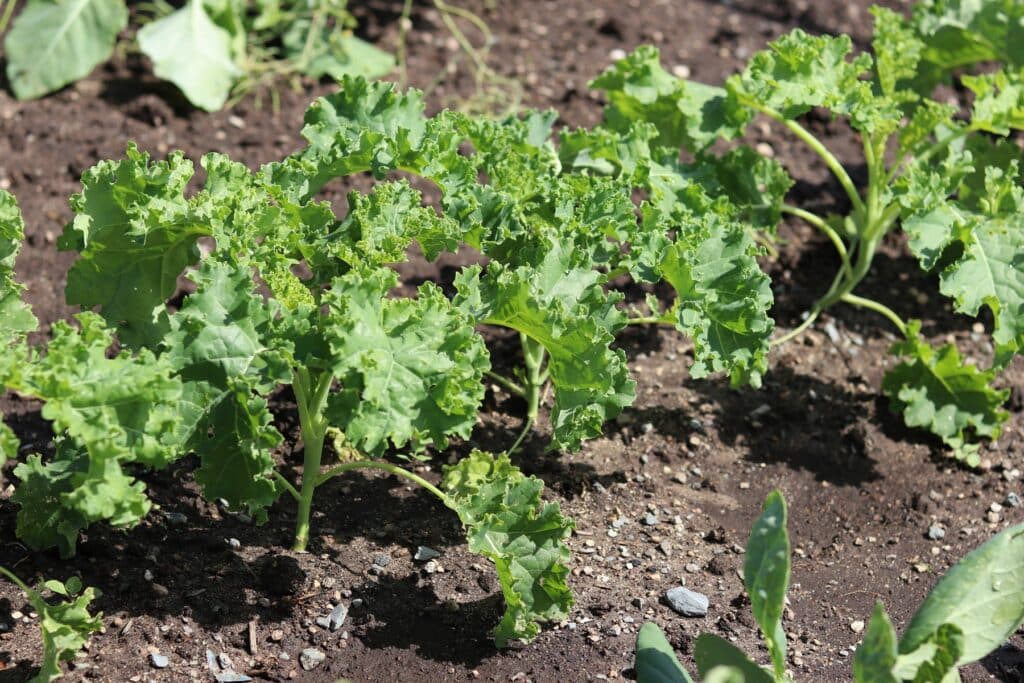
[2,1,1023,682]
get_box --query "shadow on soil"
[688,366,882,485]
[349,573,503,668]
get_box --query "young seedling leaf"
[635,622,695,683]
[853,604,899,683]
[693,633,774,683]
[4,0,127,100]
[442,451,574,647]
[899,522,1024,667]
[882,321,1009,464]
[0,568,103,683]
[743,490,790,679]
[964,68,1024,135]
[137,0,241,111]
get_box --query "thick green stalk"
[291,368,333,553]
[520,333,546,423]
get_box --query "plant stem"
[625,316,675,326]
[485,370,526,397]
[317,460,447,502]
[839,293,908,337]
[780,205,852,280]
[775,116,866,216]
[507,417,534,455]
[273,471,301,502]
[0,0,17,35]
[520,334,546,424]
[396,0,414,87]
[291,369,332,553]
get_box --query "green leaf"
[910,0,1024,73]
[442,451,574,647]
[901,164,1024,366]
[0,567,103,683]
[870,6,924,99]
[728,28,897,133]
[657,216,774,388]
[635,622,695,683]
[853,604,899,683]
[882,321,1009,464]
[4,0,128,100]
[454,258,634,451]
[689,146,794,232]
[899,522,1024,667]
[591,45,750,152]
[327,181,462,266]
[964,67,1024,135]
[282,20,394,80]
[163,260,287,519]
[743,490,790,679]
[12,442,152,557]
[137,0,241,111]
[324,268,488,457]
[693,633,774,683]
[909,624,964,683]
[60,144,203,349]
[266,77,435,198]
[0,190,38,345]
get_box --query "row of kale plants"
[0,1,1023,678]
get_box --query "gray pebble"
[665,586,709,617]
[226,538,241,550]
[373,554,391,567]
[327,603,348,631]
[163,512,188,526]
[215,675,253,683]
[927,525,945,540]
[414,546,440,561]
[300,648,326,671]
[824,321,841,343]
[611,517,629,529]
[1005,492,1021,508]
[150,653,169,669]
[643,513,659,526]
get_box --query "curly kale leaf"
[59,144,204,348]
[324,268,488,457]
[901,162,1024,367]
[590,45,750,152]
[882,321,1009,464]
[164,261,287,520]
[454,254,634,451]
[0,190,37,346]
[728,29,898,133]
[442,451,573,647]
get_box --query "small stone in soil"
[164,512,188,526]
[850,620,865,634]
[226,538,241,550]
[927,525,945,540]
[373,554,391,567]
[611,517,629,529]
[414,546,440,561]
[300,648,326,671]
[150,653,169,669]
[215,675,253,683]
[664,586,709,617]
[318,603,348,631]
[643,513,659,526]
[1006,492,1022,508]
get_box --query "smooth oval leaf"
[743,489,790,679]
[635,622,695,683]
[899,522,1024,666]
[4,0,127,100]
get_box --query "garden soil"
[1,0,1023,681]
